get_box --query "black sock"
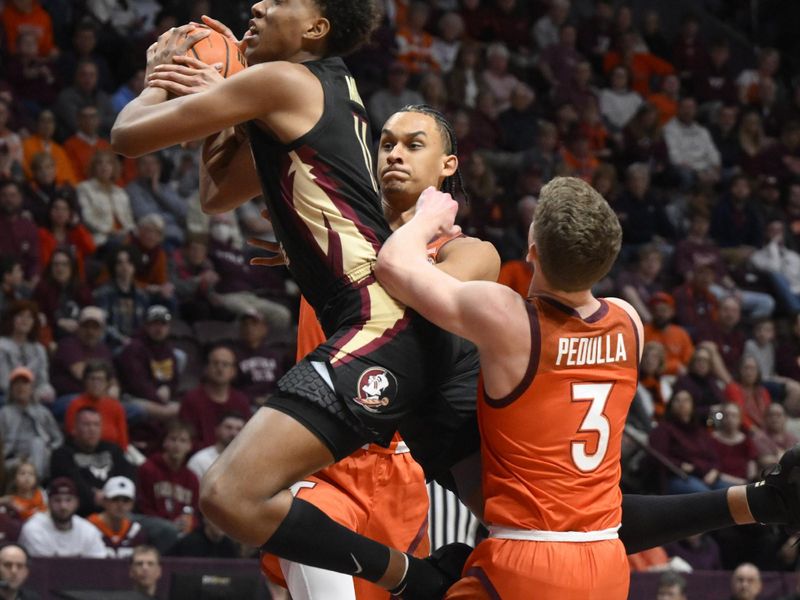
[261,498,391,583]
[619,492,735,554]
[746,481,787,524]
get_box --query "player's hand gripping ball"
[184,26,246,77]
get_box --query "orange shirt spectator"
[65,392,128,450]
[1,0,56,57]
[63,136,111,182]
[603,51,675,96]
[23,134,78,186]
[497,259,532,297]
[395,3,439,75]
[38,222,96,279]
[647,92,678,126]
[644,292,695,375]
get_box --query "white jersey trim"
[489,524,620,542]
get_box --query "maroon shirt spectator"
[673,211,727,282]
[671,16,708,84]
[179,345,251,449]
[616,244,665,323]
[137,421,199,534]
[50,306,113,395]
[0,180,39,283]
[553,61,598,116]
[711,404,758,482]
[695,296,746,378]
[664,535,722,571]
[234,308,289,407]
[207,237,252,295]
[777,312,800,382]
[723,356,772,432]
[757,121,800,184]
[115,306,179,404]
[577,0,614,70]
[4,31,59,111]
[482,0,531,51]
[32,249,92,341]
[692,38,738,105]
[672,264,718,334]
[671,347,727,420]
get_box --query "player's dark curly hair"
[313,0,380,57]
[398,105,468,200]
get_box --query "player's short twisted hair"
[314,0,380,57]
[532,177,621,292]
[397,104,467,200]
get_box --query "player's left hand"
[415,186,461,239]
[248,238,287,267]
[146,24,210,79]
[148,55,224,97]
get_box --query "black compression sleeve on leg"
[619,492,735,554]
[261,498,391,583]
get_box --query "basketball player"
[113,2,479,596]
[256,104,497,600]
[374,178,800,598]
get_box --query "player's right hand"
[416,186,461,239]
[148,55,224,97]
[199,14,245,52]
[248,238,287,267]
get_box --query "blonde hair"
[531,177,621,291]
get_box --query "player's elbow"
[110,125,144,158]
[375,251,403,293]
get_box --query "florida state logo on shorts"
[353,367,398,413]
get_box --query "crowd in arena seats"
[0,0,797,591]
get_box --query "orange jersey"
[11,488,47,522]
[480,296,639,533]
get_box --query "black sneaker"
[759,445,800,526]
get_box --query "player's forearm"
[200,128,260,213]
[111,87,169,156]
[375,218,432,294]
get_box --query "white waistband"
[360,441,411,454]
[489,525,620,542]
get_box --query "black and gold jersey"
[248,57,387,330]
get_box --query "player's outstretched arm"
[435,236,501,283]
[375,188,522,350]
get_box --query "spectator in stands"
[446,40,481,110]
[49,407,135,516]
[603,31,674,97]
[1,461,46,522]
[77,149,136,247]
[650,389,728,494]
[614,163,675,253]
[695,296,749,382]
[1,0,56,58]
[0,367,61,478]
[744,319,800,415]
[737,111,774,178]
[129,214,173,308]
[0,182,40,286]
[4,31,59,115]
[760,120,800,184]
[126,154,185,248]
[724,356,772,433]
[643,292,694,376]
[21,111,77,186]
[54,60,115,138]
[751,219,800,314]
[777,312,800,385]
[640,10,669,61]
[482,42,519,113]
[0,102,24,183]
[233,308,288,407]
[553,60,597,116]
[737,48,781,106]
[710,104,741,176]
[538,24,581,90]
[171,233,218,323]
[88,476,147,558]
[367,61,424,132]
[621,103,669,174]
[92,245,148,347]
[137,420,199,537]
[599,65,643,131]
[655,570,687,600]
[0,544,37,599]
[179,344,250,449]
[694,37,738,108]
[19,476,106,558]
[116,305,180,422]
[168,514,238,558]
[431,11,463,74]
[470,88,502,151]
[0,300,54,403]
[23,152,72,228]
[129,545,162,599]
[671,346,727,419]
[671,15,707,86]
[532,0,570,51]
[111,68,145,114]
[665,532,723,572]
[65,360,128,451]
[395,1,438,76]
[711,402,758,485]
[730,562,762,600]
[50,305,113,398]
[36,196,95,278]
[752,403,797,470]
[576,0,613,70]
[187,412,245,481]
[647,74,680,126]
[57,20,112,93]
[206,213,291,330]
[0,258,26,314]
[664,97,721,189]
[32,249,92,342]
[674,209,724,284]
[638,341,668,420]
[63,105,112,181]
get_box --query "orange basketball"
[185,27,246,78]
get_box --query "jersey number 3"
[570,382,613,472]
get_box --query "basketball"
[185,27,246,78]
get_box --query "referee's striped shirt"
[427,481,480,550]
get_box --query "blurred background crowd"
[1,0,800,597]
